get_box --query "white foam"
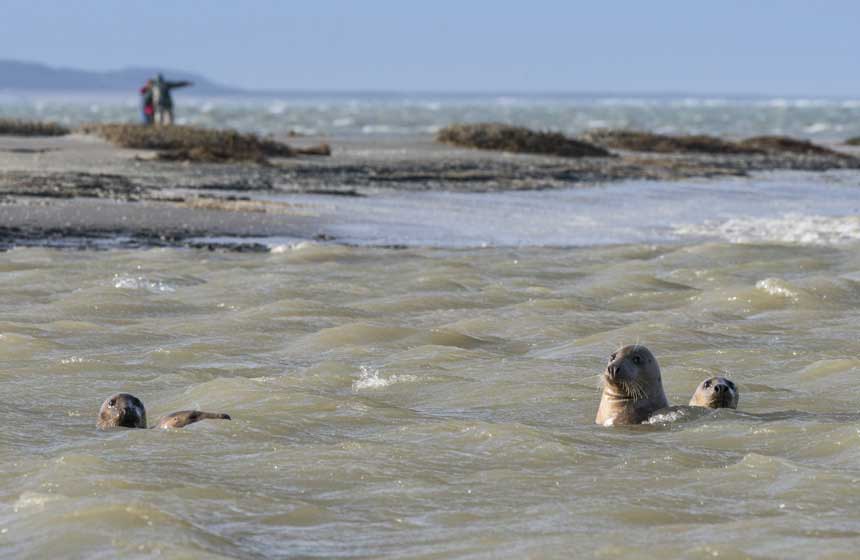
[804,122,831,134]
[59,356,86,365]
[755,278,799,300]
[675,214,860,246]
[14,492,63,512]
[273,172,860,248]
[352,366,418,391]
[112,274,176,293]
[644,408,691,424]
[270,241,316,254]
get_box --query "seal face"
[97,393,147,429]
[689,376,739,409]
[595,345,669,426]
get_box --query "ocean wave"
[6,93,860,138]
[675,214,860,245]
[352,366,418,391]
[112,274,176,293]
[755,278,799,300]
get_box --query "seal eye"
[632,355,642,365]
[609,353,616,362]
[109,399,117,407]
[703,380,711,388]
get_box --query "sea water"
[3,169,860,558]
[3,91,860,140]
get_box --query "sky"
[1,0,859,95]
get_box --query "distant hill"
[0,60,239,94]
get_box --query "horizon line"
[3,87,860,100]
[2,59,859,100]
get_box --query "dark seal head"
[596,345,669,426]
[689,376,739,409]
[97,393,147,429]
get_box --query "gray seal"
[97,393,231,430]
[595,345,669,426]
[689,377,739,409]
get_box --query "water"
[4,92,860,557]
[4,177,860,556]
[4,91,860,139]
[245,171,860,248]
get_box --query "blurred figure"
[139,79,155,125]
[152,73,193,125]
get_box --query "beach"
[1,127,859,250]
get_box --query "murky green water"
[2,242,860,559]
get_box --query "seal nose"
[714,383,726,394]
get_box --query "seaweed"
[738,136,847,157]
[0,118,70,137]
[580,129,755,155]
[436,123,612,158]
[79,123,330,163]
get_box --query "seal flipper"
[155,410,231,429]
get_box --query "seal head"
[595,345,669,426]
[97,393,147,429]
[689,376,738,409]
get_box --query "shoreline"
[1,132,859,251]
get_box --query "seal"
[689,376,739,409]
[595,345,669,426]
[97,393,231,430]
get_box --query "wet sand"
[1,132,858,250]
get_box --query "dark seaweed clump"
[436,123,613,158]
[738,136,848,158]
[580,129,755,155]
[79,123,329,163]
[0,118,70,137]
[582,128,850,159]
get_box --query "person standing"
[139,79,155,125]
[152,73,193,125]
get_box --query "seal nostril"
[714,385,724,393]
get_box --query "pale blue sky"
[1,0,858,94]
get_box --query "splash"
[112,274,176,293]
[755,278,799,300]
[352,366,418,391]
[676,215,860,246]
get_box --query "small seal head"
[689,376,738,409]
[596,345,669,426]
[97,393,147,429]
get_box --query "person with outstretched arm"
[152,73,193,125]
